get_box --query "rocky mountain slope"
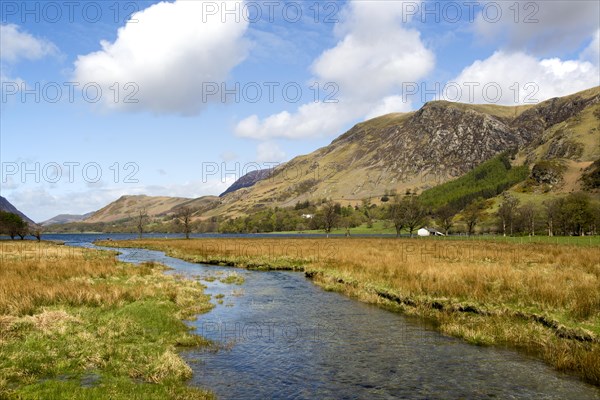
[208,87,599,217]
[219,169,272,197]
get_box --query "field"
[100,237,600,386]
[0,241,214,399]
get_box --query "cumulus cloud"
[0,24,58,63]
[73,0,250,115]
[235,0,434,139]
[448,51,599,105]
[473,0,600,56]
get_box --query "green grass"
[413,234,600,247]
[276,220,396,235]
[1,301,214,399]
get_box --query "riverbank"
[98,237,600,386]
[0,241,214,399]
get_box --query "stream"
[54,234,600,400]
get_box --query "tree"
[463,198,486,236]
[31,226,42,241]
[543,198,562,237]
[176,207,195,239]
[0,212,28,240]
[434,205,455,235]
[402,195,427,237]
[561,192,593,236]
[388,196,405,237]
[322,200,340,238]
[135,208,149,239]
[518,202,537,236]
[496,193,519,236]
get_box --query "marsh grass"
[0,241,214,399]
[101,237,600,385]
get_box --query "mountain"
[41,212,96,226]
[83,195,220,224]
[219,169,272,197]
[209,87,599,217]
[0,196,35,225]
[50,86,600,230]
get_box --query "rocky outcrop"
[220,168,273,197]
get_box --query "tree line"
[0,211,41,240]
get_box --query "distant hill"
[0,196,35,224]
[41,212,95,226]
[220,169,272,197]
[82,195,220,224]
[206,86,599,218]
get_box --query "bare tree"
[322,200,339,238]
[496,193,519,236]
[519,202,537,236]
[463,199,486,236]
[31,226,42,242]
[434,205,455,236]
[388,196,405,237]
[402,195,427,237]
[177,207,195,239]
[136,208,149,239]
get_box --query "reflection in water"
[57,234,600,400]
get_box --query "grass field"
[0,241,214,399]
[278,221,600,247]
[99,237,600,386]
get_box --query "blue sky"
[1,0,599,222]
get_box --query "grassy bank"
[0,241,214,399]
[99,237,600,386]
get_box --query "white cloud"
[73,0,249,115]
[448,51,599,105]
[473,0,600,56]
[0,24,58,63]
[235,0,434,140]
[256,141,286,163]
[581,30,600,66]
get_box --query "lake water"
[47,234,600,399]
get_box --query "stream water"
[51,234,600,399]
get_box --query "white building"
[418,227,445,237]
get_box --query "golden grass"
[0,242,167,316]
[101,237,600,385]
[0,241,214,399]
